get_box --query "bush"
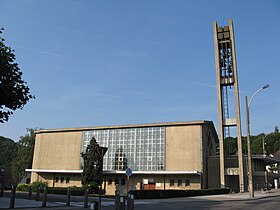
[30,182,48,192]
[47,187,85,196]
[15,183,85,196]
[131,188,230,199]
[31,182,48,189]
[70,186,86,196]
[16,184,30,191]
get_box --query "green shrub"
[16,183,85,196]
[30,181,48,192]
[16,184,30,191]
[31,181,48,188]
[69,186,86,196]
[131,188,230,199]
[47,187,85,196]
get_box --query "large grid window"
[82,127,165,171]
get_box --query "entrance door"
[143,183,156,190]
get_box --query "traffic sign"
[126,167,132,176]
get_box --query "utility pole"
[245,84,270,198]
[246,96,254,198]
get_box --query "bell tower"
[213,19,244,192]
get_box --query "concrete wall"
[165,125,202,171]
[31,131,83,183]
[32,131,83,170]
[32,173,82,187]
[29,122,219,195]
[201,124,219,188]
[104,174,201,195]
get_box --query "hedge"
[47,187,85,196]
[16,184,85,196]
[16,184,230,198]
[131,188,230,199]
[16,184,30,192]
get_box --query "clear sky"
[0,0,279,141]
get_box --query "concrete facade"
[208,155,280,192]
[213,19,244,192]
[27,121,219,195]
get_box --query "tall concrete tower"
[213,19,244,192]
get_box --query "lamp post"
[246,84,270,198]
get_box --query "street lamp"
[246,84,270,198]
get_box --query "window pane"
[82,127,166,171]
[178,179,182,187]
[170,179,174,187]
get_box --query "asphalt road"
[1,190,280,210]
[131,194,280,210]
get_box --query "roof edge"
[35,120,214,134]
[26,169,201,175]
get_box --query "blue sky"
[0,0,279,141]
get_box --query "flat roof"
[103,170,201,175]
[26,169,201,175]
[26,169,83,174]
[209,155,280,165]
[35,120,215,134]
[253,155,280,165]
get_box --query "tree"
[222,132,280,156]
[81,137,105,193]
[268,164,277,173]
[0,28,34,123]
[265,132,280,155]
[0,136,17,167]
[275,126,279,133]
[224,137,238,155]
[11,128,35,183]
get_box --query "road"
[1,190,280,209]
[132,193,280,210]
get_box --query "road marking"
[52,201,116,207]
[52,200,154,207]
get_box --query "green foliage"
[16,184,85,196]
[242,136,247,154]
[81,137,104,193]
[47,186,85,196]
[250,134,264,155]
[16,183,30,191]
[268,164,277,172]
[0,28,35,123]
[0,136,17,167]
[17,181,48,193]
[224,137,238,155]
[224,128,280,156]
[12,129,36,183]
[131,188,230,199]
[31,181,48,190]
[265,132,280,155]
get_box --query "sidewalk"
[194,189,280,201]
[0,196,114,210]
